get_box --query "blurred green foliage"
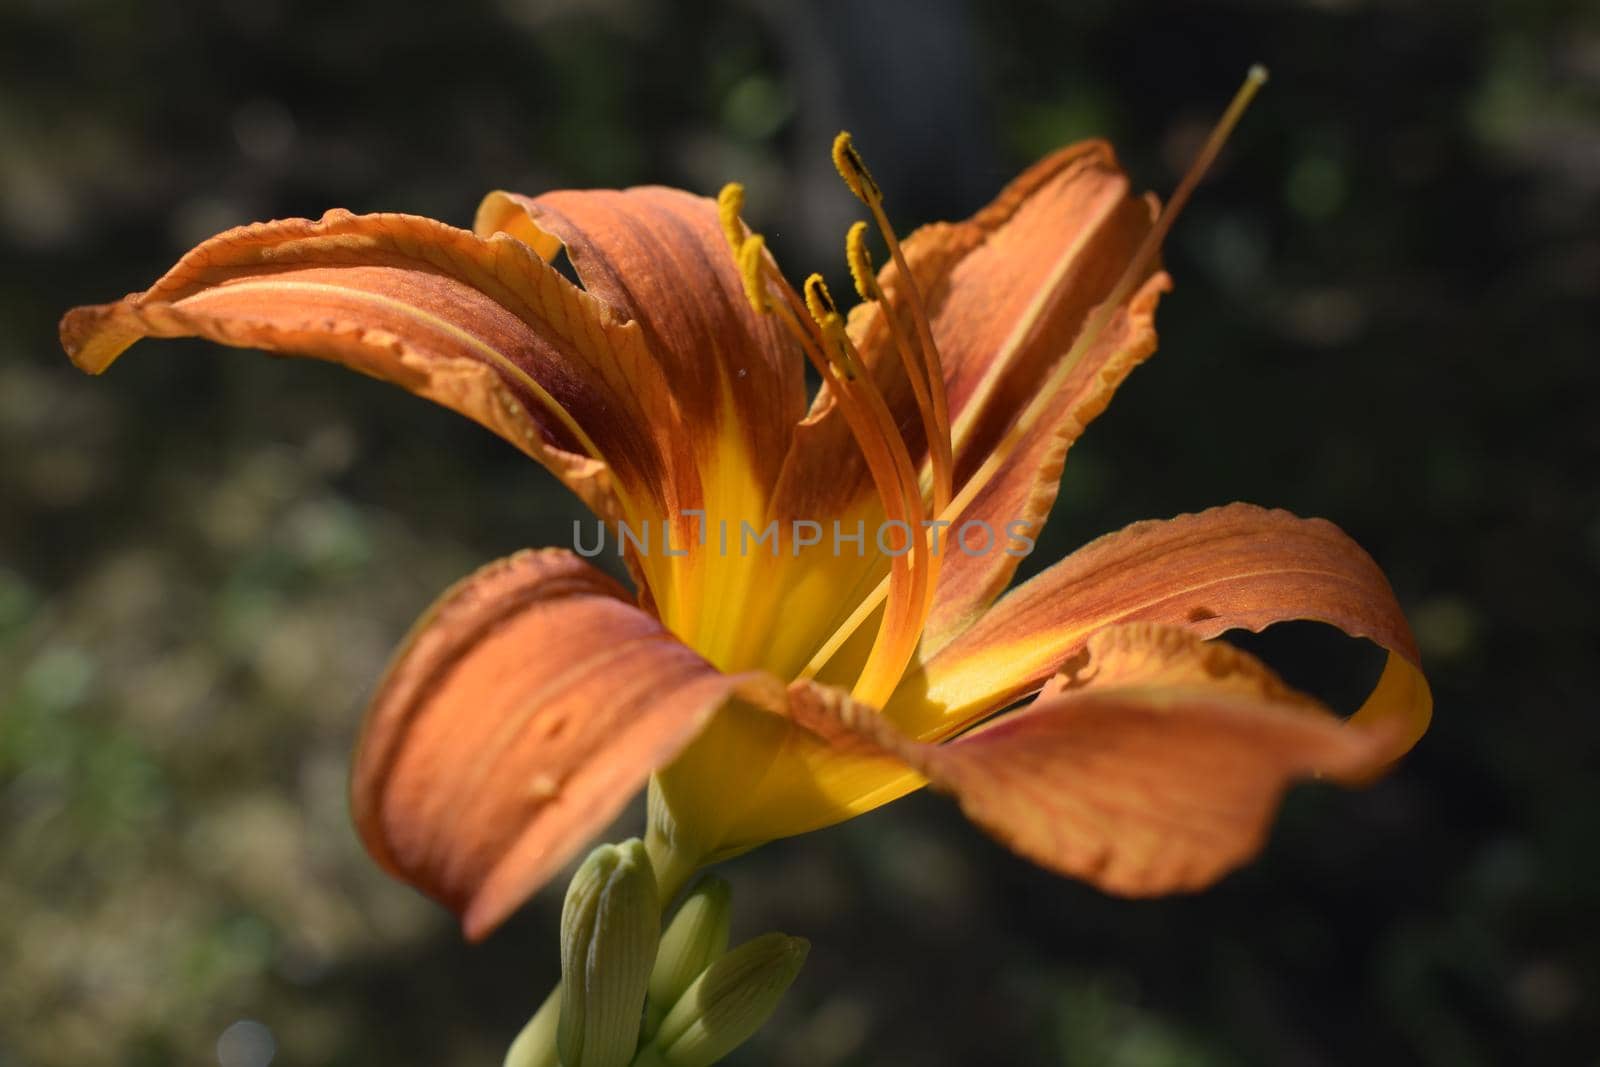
[2,0,1597,1064]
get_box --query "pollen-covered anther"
[819,312,856,380]
[831,131,882,205]
[716,183,746,254]
[736,235,770,315]
[845,221,880,302]
[802,274,854,379]
[802,272,838,321]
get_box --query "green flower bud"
[648,933,808,1067]
[558,839,660,1067]
[645,876,733,1038]
[503,986,561,1067]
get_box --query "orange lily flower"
[59,78,1430,942]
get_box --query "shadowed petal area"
[59,209,688,524]
[795,624,1413,897]
[894,503,1431,758]
[350,549,783,940]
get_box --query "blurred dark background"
[2,0,1596,1064]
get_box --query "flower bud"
[648,932,808,1067]
[558,839,660,1067]
[645,876,732,1037]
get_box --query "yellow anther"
[845,221,880,301]
[716,183,746,253]
[802,275,855,379]
[737,235,770,315]
[831,131,881,205]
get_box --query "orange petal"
[798,623,1411,897]
[476,187,808,494]
[895,504,1431,762]
[60,209,686,524]
[350,549,784,940]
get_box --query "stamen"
[844,229,951,621]
[717,190,930,696]
[719,179,953,704]
[799,271,934,705]
[716,183,746,253]
[846,221,953,517]
[803,69,1271,685]
[781,299,924,701]
[716,207,928,694]
[832,132,954,515]
[801,273,925,539]
[801,277,854,381]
